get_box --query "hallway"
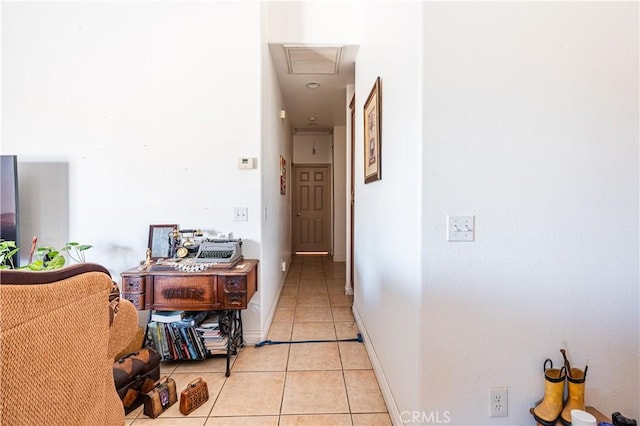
[126,255,391,425]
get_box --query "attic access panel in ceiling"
[284,45,343,75]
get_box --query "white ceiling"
[269,44,358,132]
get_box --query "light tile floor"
[126,255,391,426]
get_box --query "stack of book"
[196,313,228,355]
[147,311,219,361]
[151,310,185,323]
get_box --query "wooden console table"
[529,406,610,425]
[121,259,258,376]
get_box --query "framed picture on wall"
[148,224,177,259]
[280,155,287,195]
[364,76,382,183]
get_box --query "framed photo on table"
[148,224,177,259]
[364,76,382,183]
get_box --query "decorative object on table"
[148,224,178,260]
[532,349,588,426]
[280,155,287,195]
[179,377,209,415]
[143,376,177,418]
[168,258,212,272]
[363,76,382,183]
[193,238,242,265]
[113,348,161,414]
[570,409,597,426]
[178,229,203,256]
[612,412,638,426]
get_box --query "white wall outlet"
[489,387,508,417]
[233,207,248,221]
[447,215,475,242]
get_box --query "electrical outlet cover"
[489,387,508,417]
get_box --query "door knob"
[296,212,301,216]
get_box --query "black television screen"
[1,155,19,266]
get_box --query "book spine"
[188,326,206,359]
[164,323,175,359]
[179,326,198,360]
[168,324,180,360]
[163,323,177,360]
[170,324,186,360]
[153,322,170,360]
[147,322,160,356]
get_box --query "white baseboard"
[242,330,262,346]
[352,304,402,426]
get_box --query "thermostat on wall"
[238,157,256,169]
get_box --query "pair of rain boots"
[532,349,588,426]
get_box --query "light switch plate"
[234,207,248,221]
[447,216,474,242]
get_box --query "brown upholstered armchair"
[0,263,138,425]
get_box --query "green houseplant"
[0,239,92,270]
[0,240,19,269]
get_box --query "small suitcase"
[143,376,178,418]
[179,377,209,415]
[113,348,161,414]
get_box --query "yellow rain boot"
[559,367,588,425]
[560,349,589,426]
[560,349,588,426]
[533,359,566,426]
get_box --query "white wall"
[353,1,424,421]
[421,2,639,424]
[16,163,69,264]
[264,1,362,45]
[259,2,294,342]
[292,134,332,164]
[2,2,265,334]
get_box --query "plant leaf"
[46,256,66,270]
[27,260,44,271]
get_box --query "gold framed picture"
[280,155,286,195]
[364,76,382,183]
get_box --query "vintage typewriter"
[193,239,242,264]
